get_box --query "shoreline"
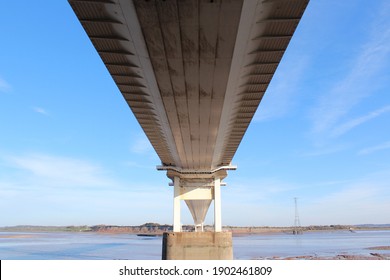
[2,224,390,234]
[256,252,390,260]
[1,225,390,235]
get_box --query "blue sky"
[1,0,389,227]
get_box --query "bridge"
[69,0,309,259]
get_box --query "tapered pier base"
[162,232,233,260]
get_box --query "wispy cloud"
[226,177,299,204]
[124,161,155,170]
[223,177,301,226]
[130,133,153,154]
[330,105,390,138]
[5,153,117,189]
[225,167,390,226]
[309,2,390,139]
[299,144,347,157]
[299,167,390,225]
[254,56,308,122]
[0,152,172,226]
[304,188,388,225]
[0,76,11,92]
[358,141,390,155]
[33,107,49,116]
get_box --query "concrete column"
[214,177,222,232]
[173,176,181,232]
[162,232,233,260]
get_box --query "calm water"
[1,230,389,260]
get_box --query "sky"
[1,0,389,227]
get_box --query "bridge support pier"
[214,178,222,232]
[172,176,222,233]
[173,176,181,232]
[157,165,236,260]
[162,232,233,260]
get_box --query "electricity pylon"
[293,197,302,234]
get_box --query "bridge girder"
[69,0,309,172]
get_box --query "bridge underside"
[69,0,309,234]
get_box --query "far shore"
[1,223,390,235]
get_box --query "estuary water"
[1,230,389,260]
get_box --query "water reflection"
[1,230,389,260]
